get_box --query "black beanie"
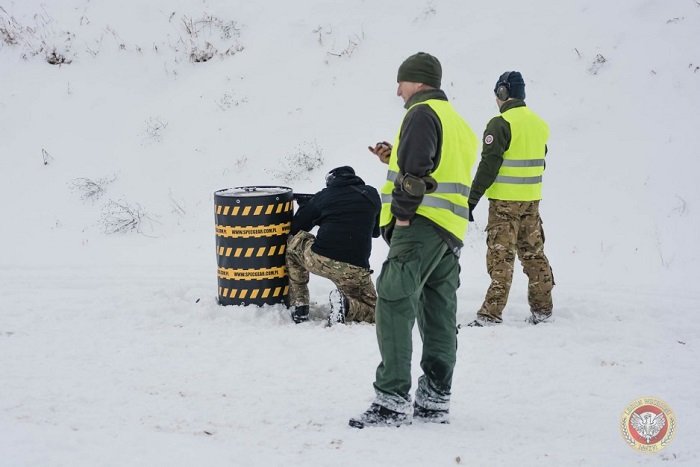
[397,52,442,89]
[494,71,526,100]
[325,166,355,186]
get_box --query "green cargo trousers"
[373,216,459,414]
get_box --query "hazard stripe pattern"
[217,244,287,257]
[219,285,289,299]
[216,201,292,216]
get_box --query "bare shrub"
[0,10,21,45]
[46,47,72,65]
[312,25,332,46]
[588,54,607,75]
[69,176,116,202]
[266,141,324,183]
[179,14,244,63]
[0,9,76,64]
[41,148,54,166]
[190,42,214,62]
[233,155,248,170]
[216,91,248,110]
[100,199,154,234]
[143,117,168,143]
[327,33,363,58]
[314,23,364,60]
[671,195,688,217]
[414,1,437,22]
[169,189,186,216]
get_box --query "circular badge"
[484,134,494,145]
[620,397,676,453]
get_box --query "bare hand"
[367,141,392,164]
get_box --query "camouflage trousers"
[477,200,554,322]
[286,231,376,323]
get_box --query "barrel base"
[217,279,289,307]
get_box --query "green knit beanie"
[397,52,442,88]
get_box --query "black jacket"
[391,88,444,221]
[291,169,381,269]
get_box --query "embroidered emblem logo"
[620,397,676,453]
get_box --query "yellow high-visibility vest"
[485,106,549,201]
[380,99,478,240]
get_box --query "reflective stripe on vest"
[500,159,545,167]
[494,175,543,184]
[485,106,549,201]
[379,99,478,240]
[380,192,471,219]
[386,169,471,197]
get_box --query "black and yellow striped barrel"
[214,186,293,306]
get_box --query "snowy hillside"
[1,0,699,466]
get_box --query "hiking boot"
[463,316,500,327]
[328,289,348,325]
[526,311,552,325]
[413,403,449,424]
[290,305,309,324]
[348,403,411,429]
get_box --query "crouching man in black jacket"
[286,166,381,325]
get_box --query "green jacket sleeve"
[468,116,511,207]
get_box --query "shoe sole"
[348,419,364,429]
[413,417,449,424]
[461,322,500,328]
[413,407,450,424]
[348,419,412,429]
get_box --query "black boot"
[290,305,309,324]
[464,316,500,327]
[348,403,411,429]
[413,403,449,424]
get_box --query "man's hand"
[468,203,476,222]
[368,141,392,164]
[395,219,410,227]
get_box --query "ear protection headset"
[325,166,354,186]
[495,71,512,101]
[325,169,337,186]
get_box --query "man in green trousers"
[349,52,478,428]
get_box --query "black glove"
[468,203,476,222]
[293,193,314,207]
[381,224,394,246]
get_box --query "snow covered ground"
[1,0,699,465]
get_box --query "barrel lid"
[216,186,292,198]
